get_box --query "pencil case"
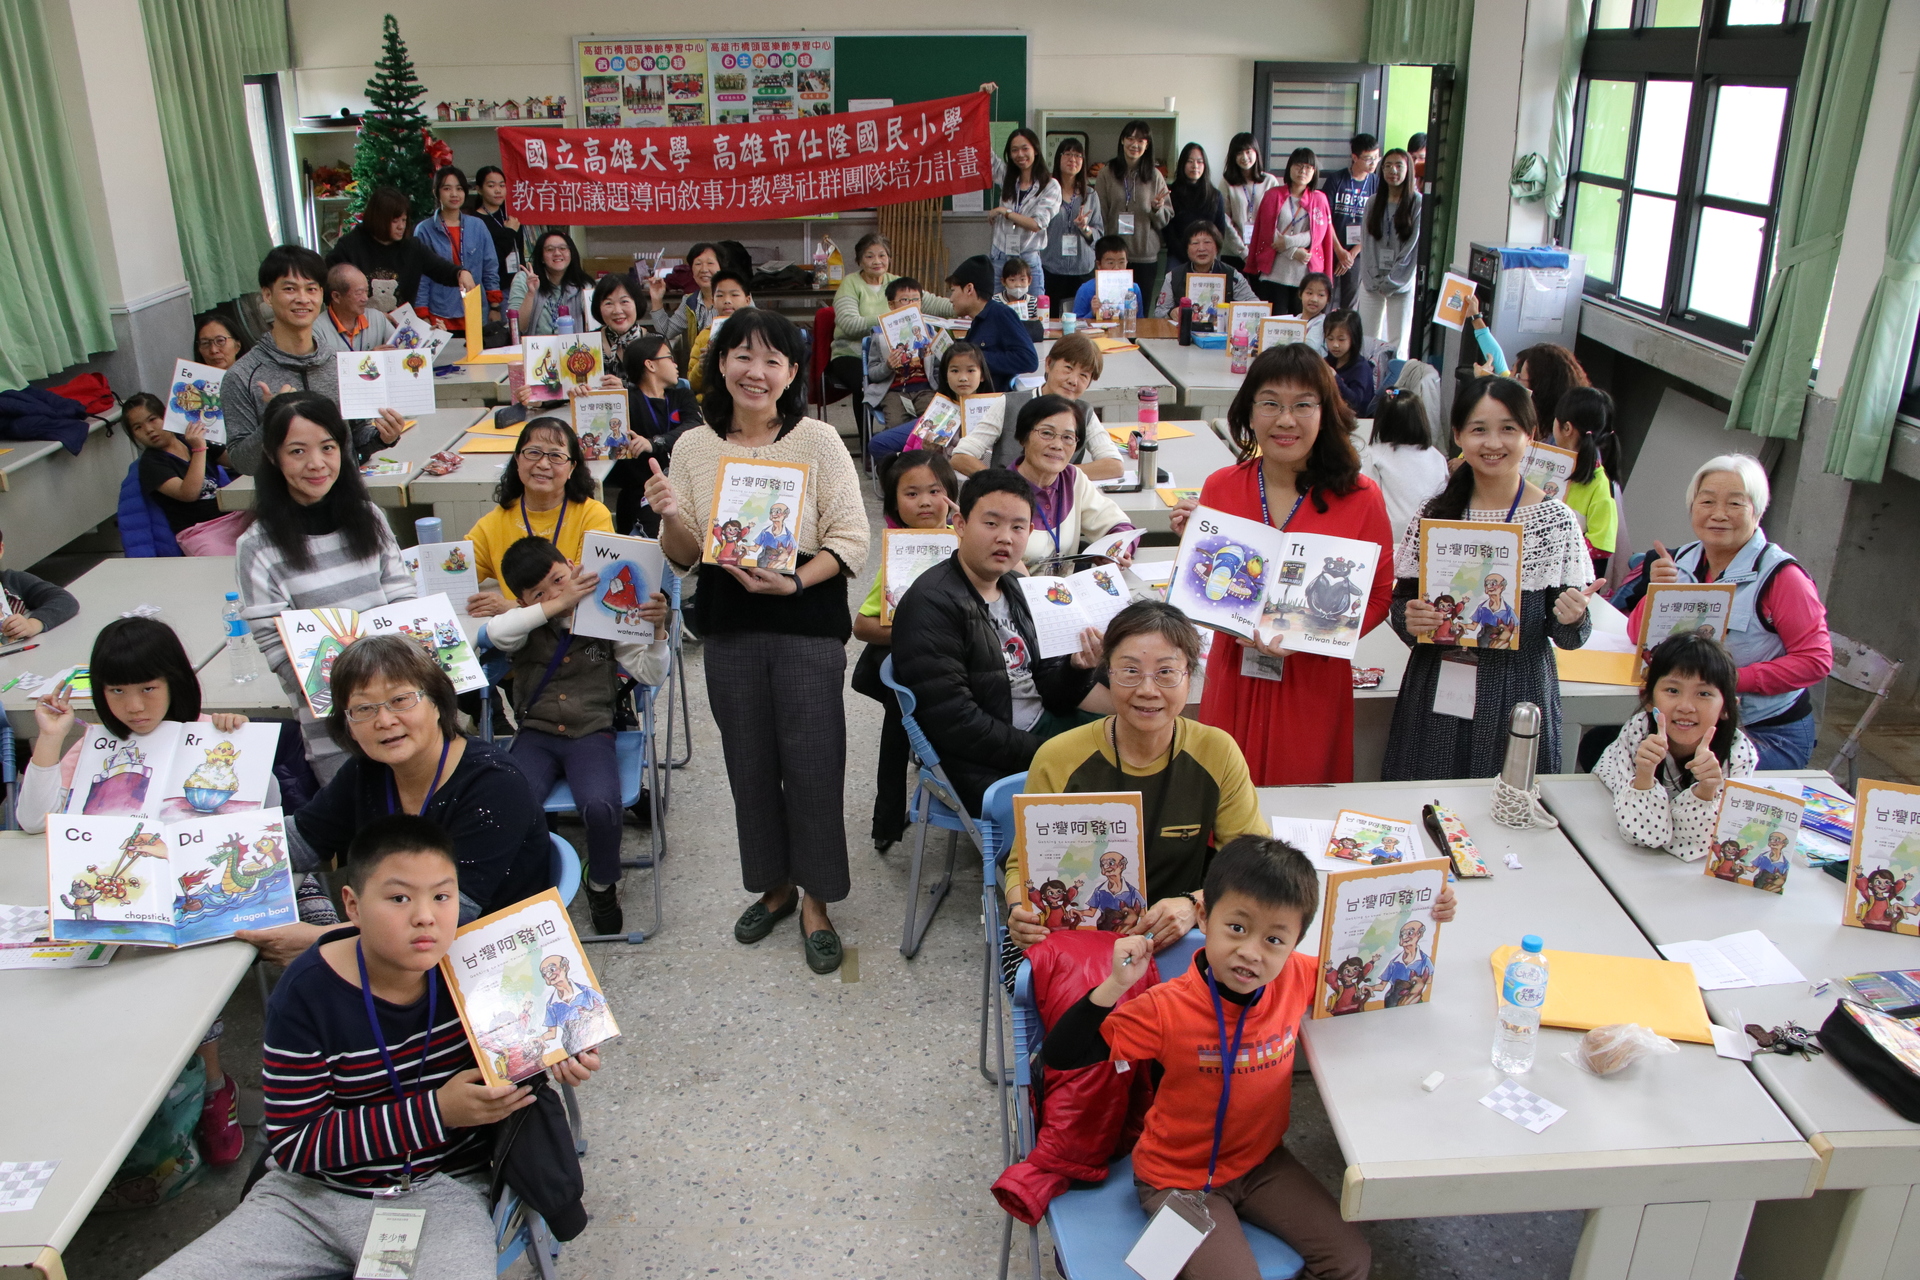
[1423,801,1491,878]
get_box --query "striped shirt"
[263,927,488,1194]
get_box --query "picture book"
[1082,527,1147,563]
[1635,582,1737,678]
[1704,781,1802,894]
[961,393,1005,445]
[1256,316,1308,354]
[1416,519,1525,650]
[879,529,958,625]
[1315,858,1449,1018]
[1184,274,1228,329]
[1156,487,1200,508]
[48,808,295,948]
[274,593,483,716]
[523,335,604,399]
[439,888,619,1086]
[1094,270,1134,322]
[1843,779,1920,936]
[1433,272,1478,331]
[398,540,479,605]
[1323,809,1420,865]
[1009,793,1147,933]
[1521,441,1578,502]
[1019,564,1134,660]
[63,720,280,821]
[1251,530,1381,661]
[1168,506,1282,640]
[572,531,667,644]
[335,350,437,419]
[701,456,809,570]
[1841,968,1920,1014]
[360,457,410,478]
[164,359,227,444]
[386,306,453,362]
[877,303,928,359]
[1223,301,1271,349]
[569,388,630,447]
[905,394,963,452]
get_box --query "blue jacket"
[966,299,1038,393]
[411,214,499,321]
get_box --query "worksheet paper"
[1019,566,1134,659]
[334,350,437,418]
[1657,930,1806,990]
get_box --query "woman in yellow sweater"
[463,417,614,616]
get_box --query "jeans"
[1745,711,1818,771]
[990,248,1045,300]
[509,728,625,886]
[867,421,919,467]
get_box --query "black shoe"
[734,890,798,944]
[873,833,901,854]
[805,928,844,974]
[585,883,623,936]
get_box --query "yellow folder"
[1106,423,1194,444]
[1093,336,1139,353]
[458,434,520,454]
[1555,647,1640,687]
[1490,946,1713,1044]
[462,285,482,340]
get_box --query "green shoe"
[804,928,844,974]
[734,891,798,945]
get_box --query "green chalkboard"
[833,35,1026,123]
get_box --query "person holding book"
[1152,223,1259,319]
[1040,138,1103,317]
[1167,345,1395,786]
[1355,149,1422,358]
[1071,238,1145,321]
[1285,271,1334,354]
[1595,631,1757,862]
[122,391,232,535]
[1382,376,1597,782]
[607,335,702,536]
[649,241,722,349]
[860,276,937,429]
[488,536,669,936]
[1007,396,1135,575]
[865,341,991,467]
[1358,387,1449,535]
[1549,386,1623,584]
[507,230,595,337]
[890,467,1104,818]
[412,166,500,335]
[853,451,960,851]
[146,814,600,1279]
[643,308,869,975]
[1323,309,1376,415]
[1094,120,1173,299]
[1164,143,1228,270]
[1249,147,1333,314]
[952,334,1125,479]
[322,186,467,315]
[686,271,753,395]
[463,417,615,617]
[236,391,416,781]
[946,254,1038,395]
[193,312,248,372]
[1221,132,1281,272]
[1040,836,1371,1280]
[318,263,395,352]
[988,126,1063,300]
[827,233,957,407]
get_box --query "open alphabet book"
[440,889,620,1086]
[274,593,484,716]
[48,808,294,948]
[398,541,479,604]
[1168,506,1379,659]
[1019,565,1134,660]
[335,349,437,418]
[61,720,279,821]
[573,531,668,644]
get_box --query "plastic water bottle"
[1062,307,1078,336]
[1035,294,1049,326]
[1493,935,1549,1073]
[507,308,520,346]
[812,239,829,288]
[223,592,259,685]
[1137,387,1160,444]
[1121,290,1138,339]
[556,305,575,336]
[1230,331,1251,375]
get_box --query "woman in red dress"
[1172,344,1395,784]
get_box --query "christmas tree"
[347,15,434,225]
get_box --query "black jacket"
[890,555,1097,813]
[325,227,461,309]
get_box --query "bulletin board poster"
[577,39,710,129]
[708,38,835,123]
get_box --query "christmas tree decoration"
[348,15,437,225]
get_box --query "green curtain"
[140,0,278,311]
[1724,0,1890,440]
[1825,68,1920,482]
[1542,0,1588,219]
[1366,0,1474,66]
[232,0,288,75]
[0,0,115,389]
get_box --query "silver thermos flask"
[1500,702,1543,794]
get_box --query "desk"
[1033,339,1172,416]
[0,558,240,736]
[1261,779,1817,1280]
[407,402,617,539]
[432,338,508,407]
[1138,339,1246,414]
[0,832,255,1279]
[1102,429,1237,533]
[1540,773,1920,1280]
[0,415,138,571]
[217,407,487,511]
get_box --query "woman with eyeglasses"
[1167,345,1396,785]
[192,312,248,371]
[1011,394,1134,574]
[605,335,702,536]
[463,417,614,618]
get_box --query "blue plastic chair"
[879,656,987,957]
[493,1184,561,1278]
[978,773,1025,1090]
[545,832,592,1157]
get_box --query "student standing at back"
[411,166,500,335]
[1040,138,1102,317]
[1163,143,1228,269]
[1356,149,1422,358]
[988,126,1062,301]
[1321,133,1381,313]
[946,255,1037,395]
[1094,120,1172,300]
[1249,148,1333,314]
[1220,132,1281,272]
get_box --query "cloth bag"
[175,510,254,557]
[93,1056,207,1210]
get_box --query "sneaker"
[585,883,623,936]
[198,1074,245,1167]
[294,875,339,927]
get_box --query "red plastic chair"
[809,305,850,416]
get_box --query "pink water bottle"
[1230,331,1251,375]
[506,308,525,400]
[1137,387,1159,444]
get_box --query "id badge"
[1344,223,1362,246]
[1240,647,1284,682]
[1117,212,1137,236]
[355,1206,425,1279]
[1125,1190,1214,1280]
[1062,234,1081,260]
[1434,653,1478,719]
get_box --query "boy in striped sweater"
[143,815,602,1279]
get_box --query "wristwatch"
[786,572,804,595]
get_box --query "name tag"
[355,1206,425,1279]
[1433,654,1477,719]
[1345,224,1363,246]
[1117,213,1137,236]
[1061,235,1081,260]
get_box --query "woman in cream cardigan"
[1007,394,1135,575]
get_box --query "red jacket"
[1249,186,1334,279]
[992,930,1159,1225]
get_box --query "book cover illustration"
[1521,442,1578,502]
[1094,270,1133,323]
[165,359,227,444]
[1168,506,1279,641]
[49,809,295,948]
[66,721,278,819]
[905,395,963,453]
[961,393,1005,447]
[1416,519,1524,650]
[523,336,603,398]
[880,529,959,625]
[876,303,929,361]
[1314,858,1449,1018]
[1256,316,1308,354]
[569,388,630,451]
[573,532,667,644]
[1433,273,1478,331]
[276,594,482,716]
[440,889,619,1086]
[1844,779,1920,936]
[335,349,437,419]
[1252,530,1380,660]
[1184,273,1227,329]
[1018,565,1134,660]
[702,457,810,570]
[1703,781,1802,894]
[1009,793,1147,934]
[1635,583,1737,679]
[1324,809,1419,865]
[1223,301,1270,349]
[398,540,480,605]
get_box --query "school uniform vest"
[511,623,621,738]
[1671,530,1802,726]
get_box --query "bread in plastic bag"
[1568,1023,1679,1076]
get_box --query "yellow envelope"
[1490,946,1712,1044]
[1106,423,1194,443]
[464,418,525,437]
[1093,337,1139,353]
[1156,487,1200,508]
[458,434,520,454]
[462,285,483,340]
[1555,647,1640,686]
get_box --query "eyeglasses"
[1252,398,1322,421]
[1030,428,1079,446]
[197,336,234,350]
[345,689,426,723]
[1109,666,1189,689]
[519,447,574,465]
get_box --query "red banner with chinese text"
[497,92,990,225]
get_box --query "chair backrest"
[1829,633,1901,696]
[877,655,941,768]
[977,772,1028,890]
[1159,927,1207,980]
[550,833,581,907]
[808,304,845,410]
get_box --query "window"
[1561,1,1811,350]
[243,75,296,248]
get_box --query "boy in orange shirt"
[1043,835,1369,1280]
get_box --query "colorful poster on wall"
[577,39,709,128]
[707,38,834,123]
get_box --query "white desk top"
[1138,339,1247,394]
[1263,778,1815,1220]
[1101,429,1237,531]
[0,834,255,1264]
[0,416,120,490]
[1540,772,1920,1189]
[1035,339,1172,395]
[408,401,615,510]
[217,407,487,510]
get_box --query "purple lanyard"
[520,497,568,546]
[1504,476,1523,523]
[384,736,451,816]
[356,940,437,1193]
[1204,968,1251,1195]
[1255,466,1306,532]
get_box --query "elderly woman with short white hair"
[1627,454,1832,769]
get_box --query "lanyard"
[1033,478,1064,565]
[1505,475,1524,523]
[636,393,665,439]
[1123,173,1137,208]
[385,737,452,817]
[1255,466,1306,531]
[1204,967,1250,1195]
[356,940,437,1194]
[514,633,574,722]
[521,496,568,546]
